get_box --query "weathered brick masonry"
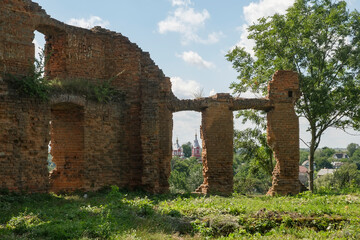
[0,0,302,195]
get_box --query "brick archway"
[170,71,303,196]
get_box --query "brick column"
[266,71,302,195]
[196,94,234,195]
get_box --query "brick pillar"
[196,94,233,195]
[266,71,302,196]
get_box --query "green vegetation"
[232,108,273,195]
[7,74,123,103]
[227,0,360,192]
[6,54,49,101]
[48,78,124,103]
[1,188,360,239]
[182,142,193,158]
[169,157,203,194]
[5,50,123,103]
[233,153,272,195]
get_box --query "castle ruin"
[0,0,303,195]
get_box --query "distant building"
[331,161,345,169]
[191,133,201,160]
[332,153,349,160]
[317,168,336,178]
[172,138,184,158]
[299,166,308,185]
[302,160,316,170]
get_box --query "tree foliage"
[315,163,360,191]
[347,143,360,157]
[182,142,192,158]
[233,154,272,194]
[169,157,203,193]
[234,128,274,177]
[227,0,360,191]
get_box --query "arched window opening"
[33,30,46,76]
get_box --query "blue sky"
[33,0,360,149]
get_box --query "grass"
[1,187,360,239]
[48,78,124,103]
[5,74,124,103]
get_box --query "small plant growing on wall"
[6,49,49,100]
[6,48,124,103]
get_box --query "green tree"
[233,108,274,178]
[319,147,336,158]
[233,158,272,194]
[315,157,332,171]
[227,0,360,191]
[350,148,360,169]
[234,128,274,177]
[169,157,203,193]
[333,163,360,188]
[182,142,192,158]
[300,149,310,164]
[347,143,359,157]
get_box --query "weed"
[5,49,124,103]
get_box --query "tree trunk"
[308,129,316,192]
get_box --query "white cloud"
[177,51,215,69]
[209,89,216,96]
[158,7,209,34]
[171,0,191,7]
[230,90,259,98]
[173,111,202,146]
[243,0,294,25]
[158,4,222,44]
[171,76,201,99]
[235,0,295,55]
[67,16,110,29]
[33,39,42,60]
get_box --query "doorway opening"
[169,111,203,193]
[232,111,273,194]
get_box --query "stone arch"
[49,101,85,192]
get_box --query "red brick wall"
[0,0,173,194]
[0,0,302,196]
[267,71,302,195]
[195,94,234,195]
[0,97,50,192]
[49,103,85,192]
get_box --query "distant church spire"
[192,130,201,160]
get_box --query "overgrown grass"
[6,75,124,103]
[1,187,360,239]
[48,78,124,103]
[5,49,124,103]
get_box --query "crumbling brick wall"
[49,103,85,192]
[266,71,302,195]
[0,97,50,192]
[172,72,301,196]
[0,0,172,193]
[196,94,234,195]
[0,0,302,196]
